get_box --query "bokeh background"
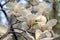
[0,0,60,40]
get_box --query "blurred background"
[0,0,60,40]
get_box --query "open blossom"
[25,19,57,40]
[26,1,52,15]
[37,2,52,14]
[16,13,47,30]
[6,1,32,17]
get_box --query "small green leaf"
[32,22,38,26]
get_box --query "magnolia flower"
[6,1,18,10]
[16,14,35,30]
[26,29,53,40]
[35,29,54,40]
[32,19,57,35]
[6,1,32,17]
[0,24,8,37]
[40,19,57,31]
[26,0,52,15]
[25,19,57,40]
[27,15,46,32]
[11,12,47,34]
[16,14,47,31]
[32,2,52,15]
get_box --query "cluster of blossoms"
[0,0,58,40]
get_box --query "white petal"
[26,31,35,40]
[14,29,23,33]
[37,2,48,14]
[16,16,26,21]
[14,4,31,17]
[45,31,52,37]
[35,15,47,24]
[35,15,47,26]
[35,29,42,40]
[47,19,57,27]
[40,37,53,40]
[36,2,52,15]
[25,14,35,24]
[6,1,17,10]
[21,22,29,31]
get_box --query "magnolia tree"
[0,0,58,40]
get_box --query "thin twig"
[0,32,11,40]
[12,28,34,34]
[0,3,18,40]
[2,0,10,6]
[9,31,28,40]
